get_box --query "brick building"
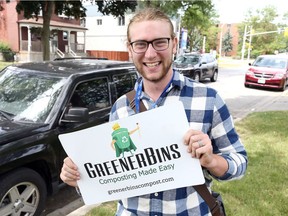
[0,0,87,62]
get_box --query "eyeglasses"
[130,38,170,54]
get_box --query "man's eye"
[154,40,167,47]
[134,42,147,48]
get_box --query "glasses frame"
[129,37,171,54]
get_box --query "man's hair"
[127,7,175,42]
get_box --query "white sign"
[59,102,204,205]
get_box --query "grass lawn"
[86,111,288,216]
[0,61,14,69]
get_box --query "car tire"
[0,168,47,216]
[194,73,200,82]
[244,83,250,88]
[210,70,218,82]
[280,80,286,92]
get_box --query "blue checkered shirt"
[109,71,248,216]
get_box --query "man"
[60,8,247,215]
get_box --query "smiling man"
[61,8,248,216]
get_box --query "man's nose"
[145,43,157,57]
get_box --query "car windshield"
[0,67,67,123]
[174,55,199,64]
[253,57,287,69]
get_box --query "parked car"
[53,56,108,61]
[244,54,288,91]
[173,53,218,82]
[0,59,138,215]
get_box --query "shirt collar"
[134,70,183,92]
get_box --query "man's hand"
[60,157,80,187]
[183,129,228,177]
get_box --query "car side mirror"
[61,107,89,123]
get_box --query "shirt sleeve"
[210,92,248,181]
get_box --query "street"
[206,65,288,121]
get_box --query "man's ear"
[172,37,178,55]
[127,42,133,59]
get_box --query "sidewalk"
[46,197,99,216]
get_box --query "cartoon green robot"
[111,123,140,158]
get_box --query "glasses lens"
[132,41,148,53]
[152,38,169,51]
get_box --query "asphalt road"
[41,186,83,216]
[42,63,288,216]
[205,66,288,121]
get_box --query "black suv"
[0,59,138,215]
[173,53,218,82]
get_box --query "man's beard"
[136,60,173,83]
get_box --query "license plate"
[258,78,266,84]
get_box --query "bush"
[0,42,15,62]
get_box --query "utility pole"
[218,24,224,58]
[241,25,247,61]
[241,26,285,60]
[202,35,206,53]
[177,9,184,57]
[247,26,253,61]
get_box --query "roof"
[8,59,135,77]
[18,18,87,31]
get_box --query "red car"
[244,54,288,91]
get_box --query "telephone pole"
[241,25,285,60]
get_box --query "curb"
[67,203,100,216]
[46,198,84,216]
[46,197,100,216]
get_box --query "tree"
[137,0,219,52]
[16,0,137,61]
[239,5,288,58]
[222,31,233,56]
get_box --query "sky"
[214,0,287,23]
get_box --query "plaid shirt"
[109,71,248,216]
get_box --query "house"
[80,4,133,61]
[0,0,87,62]
[78,4,178,61]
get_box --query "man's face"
[128,20,177,83]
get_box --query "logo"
[111,123,140,158]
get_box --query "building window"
[118,16,125,26]
[80,18,86,27]
[97,19,102,25]
[63,31,68,40]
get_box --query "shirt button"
[154,192,158,196]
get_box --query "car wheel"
[210,70,218,82]
[194,73,200,82]
[244,83,250,88]
[280,80,287,91]
[0,168,47,216]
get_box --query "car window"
[201,55,208,63]
[186,57,194,64]
[72,77,111,112]
[0,68,66,123]
[175,55,199,64]
[113,72,137,99]
[207,55,213,63]
[254,57,287,68]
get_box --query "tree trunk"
[41,1,54,61]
